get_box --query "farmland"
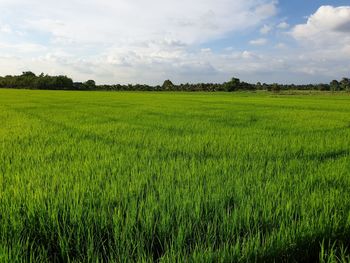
[0,89,350,262]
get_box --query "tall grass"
[0,89,349,262]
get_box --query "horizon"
[0,1,350,85]
[1,71,349,87]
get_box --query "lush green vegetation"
[1,72,350,92]
[0,89,350,262]
[0,72,74,91]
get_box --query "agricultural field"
[0,89,350,262]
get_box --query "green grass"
[0,89,350,262]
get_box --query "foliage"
[0,72,73,90]
[1,72,350,92]
[330,80,340,92]
[162,80,174,90]
[340,78,350,92]
[0,90,350,262]
[84,80,96,89]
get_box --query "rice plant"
[0,89,349,262]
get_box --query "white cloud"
[200,48,212,53]
[291,6,350,45]
[0,0,279,83]
[0,42,47,54]
[1,1,349,85]
[5,0,278,45]
[249,38,268,45]
[277,21,289,29]
[275,42,287,49]
[290,6,350,69]
[284,6,350,82]
[0,24,12,34]
[260,24,272,34]
[254,2,278,18]
[241,51,254,59]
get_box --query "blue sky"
[279,0,350,22]
[0,0,349,84]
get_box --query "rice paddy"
[0,89,350,262]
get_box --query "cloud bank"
[288,6,350,80]
[0,2,349,84]
[292,6,350,45]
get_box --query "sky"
[0,0,349,84]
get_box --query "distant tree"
[19,71,37,89]
[256,82,262,90]
[340,78,350,91]
[271,83,281,93]
[317,83,330,91]
[162,80,174,90]
[1,72,349,93]
[84,80,96,89]
[223,77,240,92]
[21,71,36,77]
[330,80,340,91]
[56,76,74,90]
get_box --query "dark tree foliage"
[330,80,340,91]
[0,72,73,90]
[84,80,96,90]
[340,78,350,91]
[1,72,349,92]
[162,80,174,90]
[270,83,281,93]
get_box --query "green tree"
[256,82,262,90]
[223,77,240,92]
[21,71,36,77]
[162,80,174,90]
[84,80,96,89]
[340,78,350,91]
[271,83,281,93]
[330,80,340,91]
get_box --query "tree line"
[0,72,349,92]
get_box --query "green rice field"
[0,89,350,262]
